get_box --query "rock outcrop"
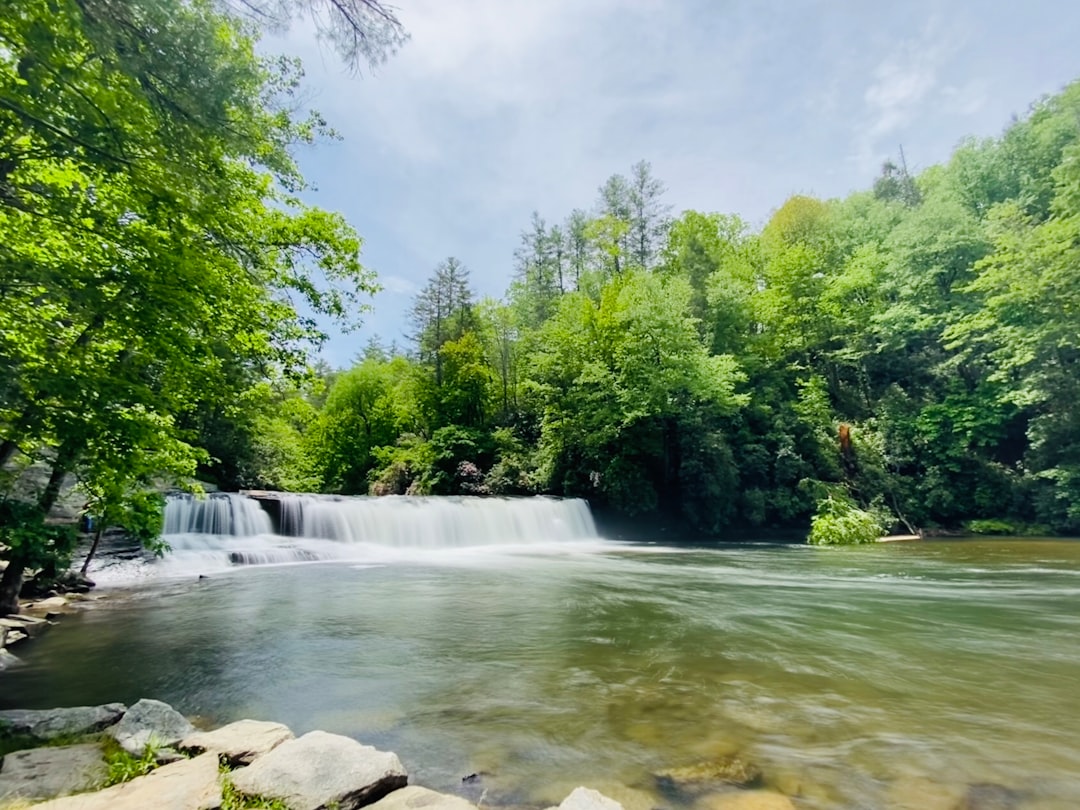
[228,729,408,810]
[0,704,126,741]
[179,719,294,766]
[367,785,478,810]
[0,743,107,803]
[556,787,626,810]
[32,752,222,810]
[110,698,195,755]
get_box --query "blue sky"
[268,0,1080,368]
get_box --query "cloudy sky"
[269,0,1080,367]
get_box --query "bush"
[808,493,885,545]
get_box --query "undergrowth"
[101,737,163,786]
[219,762,291,810]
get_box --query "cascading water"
[163,493,274,536]
[151,493,602,577]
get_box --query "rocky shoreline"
[0,700,801,810]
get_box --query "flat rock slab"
[180,718,294,765]
[368,785,477,810]
[558,787,626,810]
[32,752,222,810]
[0,743,107,802]
[110,698,194,755]
[0,704,126,741]
[229,729,408,810]
[694,791,796,810]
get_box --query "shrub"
[808,493,885,545]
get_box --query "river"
[2,495,1078,809]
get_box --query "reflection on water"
[3,538,1080,809]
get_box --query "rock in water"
[557,787,626,810]
[0,743,108,803]
[179,718,294,766]
[31,752,221,810]
[0,704,126,741]
[656,755,764,794]
[228,730,408,810]
[694,791,796,810]
[367,785,478,810]
[109,698,195,755]
[955,783,1023,810]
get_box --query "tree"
[0,0,376,604]
[224,0,408,72]
[628,160,672,269]
[410,258,475,385]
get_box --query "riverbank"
[0,592,101,672]
[0,699,800,810]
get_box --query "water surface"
[3,537,1079,809]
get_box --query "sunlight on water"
[4,534,1080,810]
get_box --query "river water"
[2,495,1078,809]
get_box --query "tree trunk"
[0,559,26,616]
[38,457,69,514]
[80,524,105,577]
[0,438,17,468]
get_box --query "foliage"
[101,737,163,786]
[0,499,77,571]
[220,769,290,810]
[807,492,887,546]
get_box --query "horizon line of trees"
[206,76,1080,544]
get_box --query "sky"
[267,0,1080,368]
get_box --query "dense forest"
[215,84,1080,543]
[4,0,1080,609]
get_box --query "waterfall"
[150,493,602,577]
[279,494,598,547]
[163,493,274,536]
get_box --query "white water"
[163,493,273,536]
[151,493,601,579]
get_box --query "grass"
[100,736,165,786]
[218,762,291,810]
[219,783,291,810]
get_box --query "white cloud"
[854,18,961,172]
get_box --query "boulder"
[0,743,107,803]
[228,729,407,810]
[0,704,126,741]
[31,751,221,810]
[656,755,763,793]
[5,629,27,645]
[1,615,47,638]
[31,596,70,615]
[556,787,626,810]
[694,792,795,810]
[109,699,194,755]
[367,785,477,810]
[179,719,294,766]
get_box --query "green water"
[2,539,1079,809]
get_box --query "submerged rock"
[228,729,408,810]
[694,791,795,810]
[368,785,477,810]
[0,743,107,803]
[557,787,626,810]
[179,718,294,766]
[656,754,764,794]
[955,783,1024,810]
[110,698,195,755]
[0,703,126,741]
[31,752,221,810]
